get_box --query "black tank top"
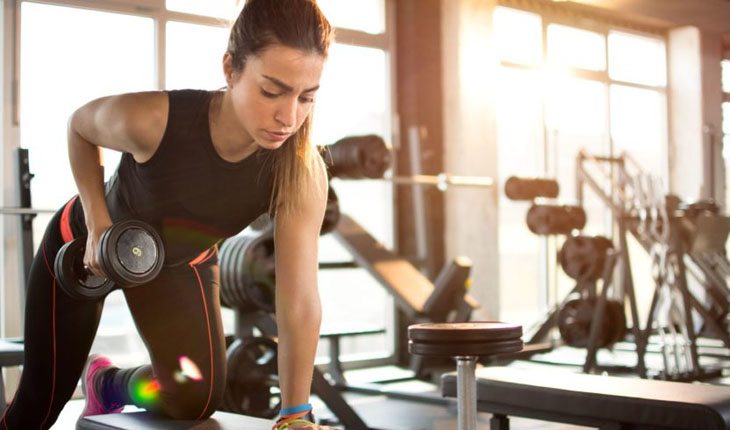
[71,89,275,264]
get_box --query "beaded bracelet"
[272,410,316,430]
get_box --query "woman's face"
[225,44,325,150]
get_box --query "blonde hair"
[269,116,327,214]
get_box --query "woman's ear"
[223,52,234,88]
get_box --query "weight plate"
[99,220,164,287]
[409,322,523,343]
[222,337,280,418]
[409,338,524,357]
[54,238,114,300]
[116,228,158,274]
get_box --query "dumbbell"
[54,220,165,300]
[504,176,559,201]
[526,204,586,235]
[321,134,392,179]
[408,322,523,430]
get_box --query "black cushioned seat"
[77,411,271,430]
[442,366,730,430]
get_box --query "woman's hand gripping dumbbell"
[54,220,165,300]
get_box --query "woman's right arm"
[66,91,168,275]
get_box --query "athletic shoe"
[80,354,124,417]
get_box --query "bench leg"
[0,369,6,413]
[327,336,347,386]
[490,414,509,430]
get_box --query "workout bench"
[77,410,272,429]
[333,214,479,323]
[442,366,730,429]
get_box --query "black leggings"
[0,203,227,429]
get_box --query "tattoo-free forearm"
[275,295,322,410]
[67,126,112,230]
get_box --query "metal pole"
[407,126,429,274]
[0,207,55,215]
[456,356,477,430]
[388,174,494,190]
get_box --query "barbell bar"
[324,135,494,191]
[0,207,56,215]
[386,173,494,190]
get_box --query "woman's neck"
[208,90,258,162]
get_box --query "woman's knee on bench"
[155,374,226,420]
[142,360,226,421]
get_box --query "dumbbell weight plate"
[409,338,524,357]
[409,322,523,357]
[98,220,165,287]
[526,204,587,236]
[409,322,523,343]
[222,337,280,418]
[229,234,254,309]
[219,231,276,313]
[557,297,593,348]
[504,176,559,201]
[558,297,623,348]
[54,238,114,300]
[326,135,391,179]
[559,235,612,282]
[320,186,341,235]
[218,239,236,308]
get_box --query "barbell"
[322,135,494,191]
[0,207,56,215]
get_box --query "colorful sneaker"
[80,354,124,417]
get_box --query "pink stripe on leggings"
[189,254,216,420]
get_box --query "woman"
[1,1,335,429]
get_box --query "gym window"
[7,0,395,387]
[493,5,668,326]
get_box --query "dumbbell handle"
[456,356,478,430]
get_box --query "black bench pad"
[77,411,271,430]
[442,366,730,430]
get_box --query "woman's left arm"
[273,168,328,413]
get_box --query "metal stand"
[456,356,478,430]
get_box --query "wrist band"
[279,403,312,416]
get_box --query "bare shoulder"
[71,91,169,163]
[276,156,329,232]
[108,91,169,163]
[299,155,329,215]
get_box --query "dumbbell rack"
[576,150,730,381]
[524,245,629,375]
[506,175,627,366]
